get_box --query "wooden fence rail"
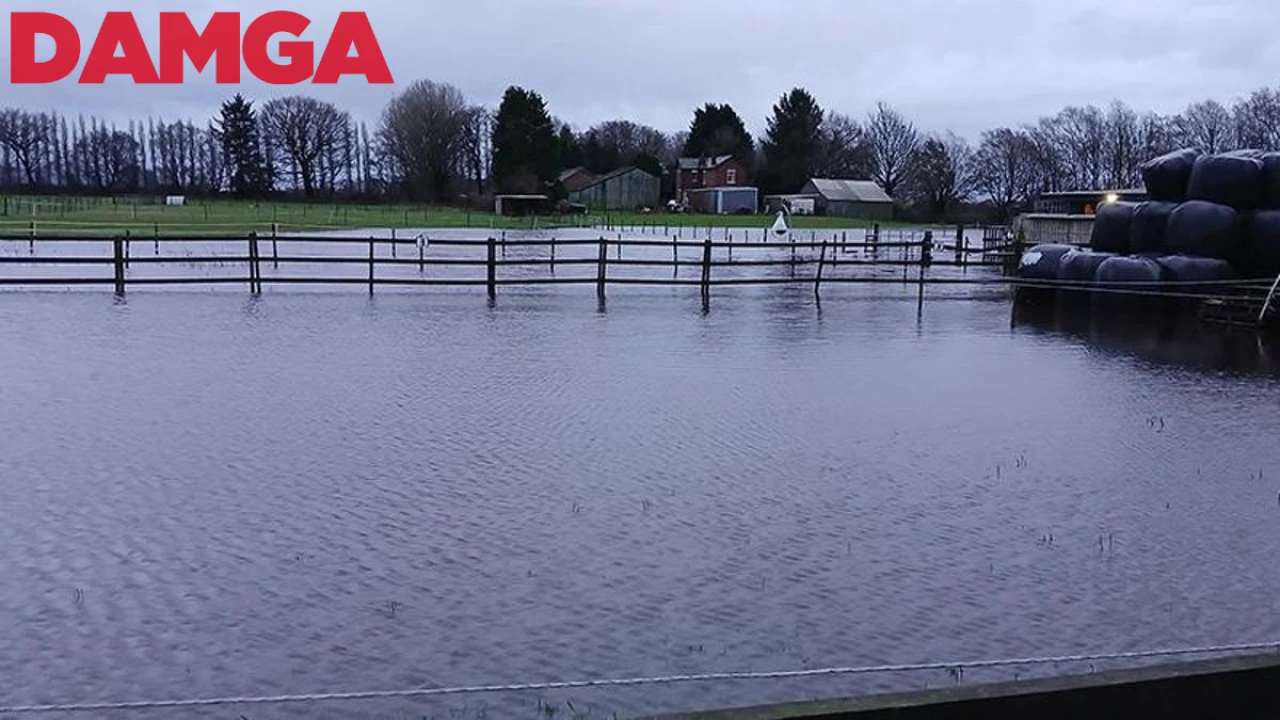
[0,232,1050,313]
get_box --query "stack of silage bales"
[1018,146,1280,299]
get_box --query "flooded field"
[1,230,1279,718]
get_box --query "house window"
[726,169,737,185]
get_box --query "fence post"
[728,233,733,263]
[154,223,160,255]
[487,236,497,300]
[501,230,507,259]
[701,237,712,302]
[113,236,125,297]
[596,236,608,302]
[815,240,828,299]
[28,220,34,254]
[272,223,279,269]
[248,232,261,295]
[368,237,375,297]
[917,234,929,317]
[617,233,622,261]
[955,223,965,267]
[419,235,425,273]
[550,236,557,274]
[672,235,678,278]
[391,228,397,258]
[124,230,131,268]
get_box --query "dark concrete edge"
[637,652,1280,720]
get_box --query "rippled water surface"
[2,277,1280,719]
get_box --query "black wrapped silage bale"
[1129,201,1178,254]
[1156,255,1238,296]
[1094,255,1168,307]
[1141,148,1202,202]
[1017,243,1076,281]
[1090,201,1139,253]
[1260,153,1280,209]
[1056,249,1114,303]
[1187,153,1264,210]
[1243,210,1280,278]
[1164,201,1241,260]
[1057,249,1115,283]
[1096,255,1166,288]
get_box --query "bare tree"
[581,120,670,171]
[377,79,469,201]
[0,109,51,186]
[906,132,973,220]
[971,127,1039,218]
[152,120,200,192]
[1232,88,1280,151]
[817,111,872,178]
[1175,100,1234,153]
[74,127,140,190]
[457,105,492,196]
[1137,112,1181,162]
[260,96,352,197]
[865,102,918,198]
[1103,101,1141,188]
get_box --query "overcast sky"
[2,0,1278,141]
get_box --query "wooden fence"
[0,228,1022,311]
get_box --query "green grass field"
[0,194,905,237]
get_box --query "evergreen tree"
[556,124,583,169]
[760,88,825,194]
[682,103,754,169]
[213,94,269,197]
[491,86,558,194]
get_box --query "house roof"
[678,155,735,170]
[575,166,658,190]
[559,166,600,192]
[807,178,893,203]
[558,167,590,182]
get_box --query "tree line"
[2,80,1279,220]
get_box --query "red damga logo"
[9,11,395,84]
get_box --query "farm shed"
[568,166,660,211]
[685,187,759,215]
[494,194,551,216]
[801,178,894,220]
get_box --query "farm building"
[1032,189,1147,215]
[801,179,894,219]
[568,166,660,211]
[675,155,750,197]
[494,194,551,216]
[676,155,758,214]
[558,167,599,193]
[685,187,759,215]
[763,194,820,215]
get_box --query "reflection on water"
[1011,290,1280,376]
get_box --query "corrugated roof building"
[800,178,894,220]
[568,166,660,211]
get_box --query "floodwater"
[2,231,1280,719]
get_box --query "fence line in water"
[0,232,1271,310]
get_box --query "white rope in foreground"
[2,641,1279,714]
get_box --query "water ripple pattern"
[0,288,1279,718]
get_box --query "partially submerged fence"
[0,228,1017,309]
[1,229,1275,321]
